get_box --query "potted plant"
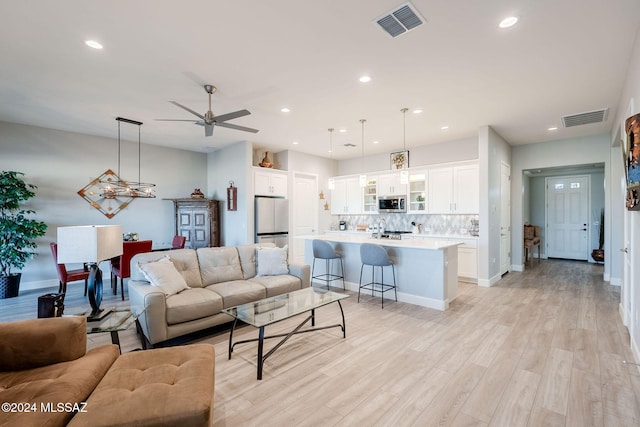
[0,171,48,298]
[591,208,604,262]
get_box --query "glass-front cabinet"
[408,170,427,213]
[362,177,378,213]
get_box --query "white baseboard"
[604,272,611,282]
[631,336,640,375]
[610,277,621,286]
[478,273,502,288]
[620,302,629,327]
[19,279,58,291]
[511,264,524,272]
[341,280,447,311]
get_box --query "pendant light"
[327,128,335,190]
[399,108,409,184]
[359,119,367,187]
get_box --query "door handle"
[581,228,587,231]
[621,248,628,253]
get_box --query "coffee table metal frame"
[223,287,348,380]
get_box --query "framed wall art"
[390,150,409,170]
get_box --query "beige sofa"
[128,244,310,346]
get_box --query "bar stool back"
[359,243,397,308]
[311,240,345,290]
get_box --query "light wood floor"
[2,260,639,426]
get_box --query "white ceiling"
[1,0,639,160]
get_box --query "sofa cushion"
[197,247,243,286]
[236,243,276,279]
[206,280,267,308]
[249,275,303,297]
[0,344,119,427]
[165,288,224,325]
[139,257,190,297]
[67,344,214,427]
[0,316,87,371]
[256,245,289,276]
[131,249,203,288]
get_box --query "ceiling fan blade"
[204,124,214,137]
[169,101,205,120]
[215,122,259,133]
[155,119,199,122]
[214,109,251,123]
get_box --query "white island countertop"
[301,233,463,250]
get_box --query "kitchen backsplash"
[333,214,479,236]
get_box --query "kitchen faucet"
[377,218,387,239]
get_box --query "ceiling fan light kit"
[157,84,259,137]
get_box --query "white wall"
[207,141,253,246]
[338,137,478,176]
[0,121,207,288]
[611,25,640,360]
[478,126,511,286]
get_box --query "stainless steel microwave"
[378,195,406,213]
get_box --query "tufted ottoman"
[67,344,215,427]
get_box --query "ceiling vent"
[562,108,609,128]
[374,2,425,38]
[343,143,357,147]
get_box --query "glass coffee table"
[223,287,349,380]
[69,307,146,352]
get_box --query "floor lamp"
[57,225,123,321]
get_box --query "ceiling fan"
[156,84,259,136]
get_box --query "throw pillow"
[256,245,289,276]
[138,256,189,296]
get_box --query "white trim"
[342,280,449,311]
[512,264,524,272]
[19,279,58,291]
[620,302,629,327]
[631,335,640,375]
[478,272,502,287]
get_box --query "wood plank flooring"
[2,259,639,426]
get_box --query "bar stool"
[359,243,397,308]
[311,240,345,290]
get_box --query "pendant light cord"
[401,107,408,151]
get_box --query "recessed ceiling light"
[359,75,371,83]
[499,16,518,28]
[373,140,379,144]
[339,129,347,133]
[281,107,291,113]
[441,125,449,130]
[292,141,299,145]
[85,40,103,49]
[413,109,423,114]
[328,149,332,153]
[548,126,558,131]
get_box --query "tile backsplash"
[332,214,479,236]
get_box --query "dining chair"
[171,235,187,249]
[50,242,90,296]
[111,240,153,300]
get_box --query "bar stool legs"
[358,243,397,308]
[311,240,345,290]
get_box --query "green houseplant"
[0,171,48,298]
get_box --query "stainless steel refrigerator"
[255,196,289,247]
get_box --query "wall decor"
[77,169,133,219]
[625,113,640,210]
[391,150,410,170]
[227,181,237,211]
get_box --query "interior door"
[500,162,511,274]
[292,173,318,263]
[546,175,590,260]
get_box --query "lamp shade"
[57,225,123,264]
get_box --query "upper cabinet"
[428,163,478,214]
[254,168,288,197]
[408,170,427,213]
[377,172,407,197]
[331,176,362,215]
[362,177,378,214]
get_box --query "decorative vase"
[0,273,21,299]
[259,152,273,168]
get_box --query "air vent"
[562,108,609,128]
[343,143,356,147]
[374,2,425,38]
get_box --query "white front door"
[292,173,318,263]
[546,175,590,260]
[500,162,511,274]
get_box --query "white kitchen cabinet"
[331,176,362,214]
[254,168,288,197]
[457,239,478,281]
[362,177,378,213]
[377,173,407,197]
[408,170,427,213]
[428,164,478,214]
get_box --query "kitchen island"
[299,234,462,310]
